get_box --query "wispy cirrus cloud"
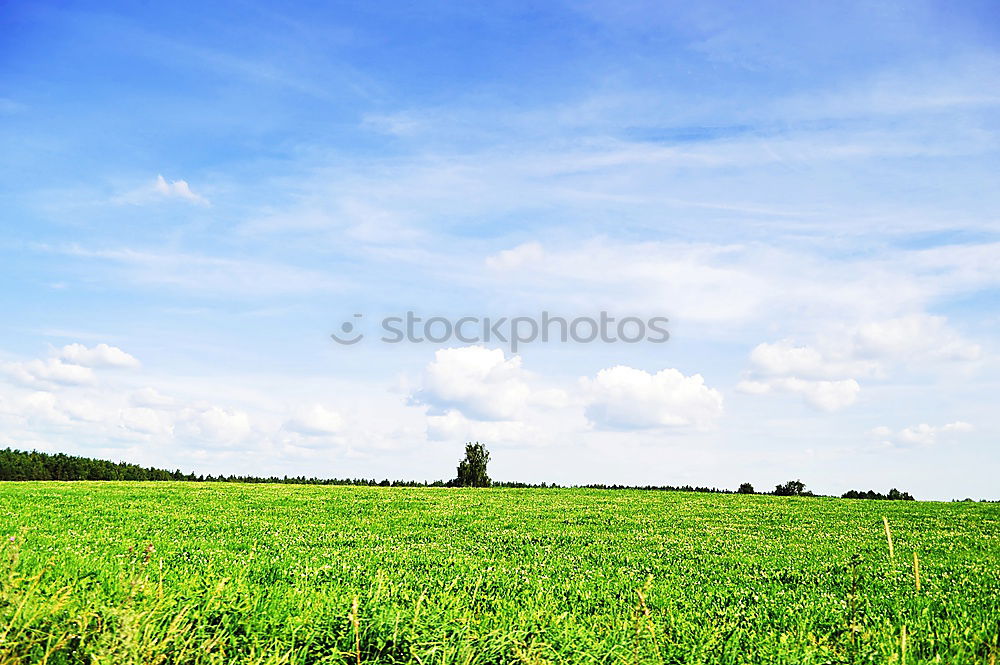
[46,246,344,297]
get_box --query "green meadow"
[0,483,997,664]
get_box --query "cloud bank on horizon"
[0,0,997,498]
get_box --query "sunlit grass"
[1,483,997,664]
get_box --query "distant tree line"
[765,479,915,500]
[772,479,812,496]
[0,448,439,485]
[0,448,178,481]
[579,483,734,493]
[0,447,918,499]
[841,488,914,501]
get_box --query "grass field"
[0,483,997,664]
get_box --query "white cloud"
[468,234,1000,342]
[2,392,109,427]
[409,346,581,446]
[872,421,974,447]
[283,404,343,436]
[580,365,723,429]
[19,391,69,425]
[799,379,861,412]
[59,397,108,423]
[177,406,252,443]
[2,344,139,389]
[740,314,980,411]
[130,387,176,408]
[153,174,209,205]
[425,409,530,443]
[58,343,140,369]
[112,175,209,206]
[747,340,873,380]
[481,240,773,324]
[120,407,175,436]
[485,242,545,270]
[774,377,861,412]
[4,358,96,388]
[412,346,533,421]
[850,315,981,362]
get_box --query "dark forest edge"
[0,446,964,500]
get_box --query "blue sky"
[1,1,998,498]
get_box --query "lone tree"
[454,442,491,487]
[737,482,755,494]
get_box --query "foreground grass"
[0,484,997,664]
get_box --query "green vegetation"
[0,447,180,482]
[841,488,915,501]
[453,442,492,487]
[1,449,920,501]
[1,483,997,664]
[772,479,811,497]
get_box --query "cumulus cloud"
[737,338,864,411]
[113,174,209,206]
[0,344,379,461]
[580,365,723,429]
[177,406,252,443]
[872,421,974,447]
[746,340,873,380]
[120,407,175,436]
[408,346,582,445]
[153,174,208,205]
[2,343,140,389]
[412,346,534,421]
[740,314,979,411]
[59,343,140,369]
[3,384,260,449]
[118,401,255,443]
[18,391,70,424]
[283,404,344,436]
[414,349,723,436]
[3,391,109,427]
[4,358,96,388]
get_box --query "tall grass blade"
[883,515,894,561]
